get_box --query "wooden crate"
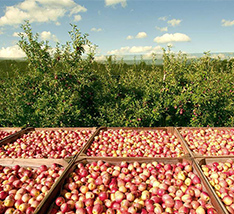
[77,127,191,158]
[195,157,234,214]
[44,157,225,214]
[0,127,32,145]
[0,127,96,160]
[0,158,70,214]
[176,127,234,158]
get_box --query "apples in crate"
[0,130,17,141]
[180,128,234,156]
[0,129,93,159]
[201,159,234,213]
[50,159,218,214]
[86,128,185,157]
[0,162,64,213]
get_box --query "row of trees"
[0,21,233,127]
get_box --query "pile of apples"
[0,129,93,159]
[86,129,185,157]
[201,159,234,213]
[51,160,217,214]
[180,128,234,156]
[0,163,63,214]
[0,131,17,141]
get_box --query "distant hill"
[0,52,233,65]
[94,52,234,65]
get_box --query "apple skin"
[0,204,5,214]
[75,208,87,214]
[19,203,29,212]
[25,206,35,214]
[60,203,71,213]
[0,191,7,200]
[4,198,15,207]
[56,197,66,207]
[4,208,15,214]
[39,165,48,172]
[30,188,40,197]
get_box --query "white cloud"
[82,44,97,55]
[156,26,168,32]
[91,28,102,32]
[12,32,27,37]
[105,0,127,8]
[12,32,20,37]
[126,32,147,40]
[69,5,87,16]
[0,0,87,26]
[142,47,163,59]
[37,0,75,7]
[19,0,37,11]
[41,31,51,40]
[167,19,182,27]
[13,31,58,41]
[74,15,82,22]
[152,46,162,52]
[158,16,168,21]
[107,45,162,55]
[126,35,133,40]
[221,19,234,27]
[135,32,147,39]
[40,31,58,42]
[129,46,151,53]
[154,33,191,43]
[107,46,130,55]
[0,45,26,58]
[0,6,30,26]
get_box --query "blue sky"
[0,0,234,59]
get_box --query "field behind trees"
[0,22,233,128]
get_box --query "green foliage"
[0,60,28,80]
[18,21,52,73]
[0,21,99,127]
[0,22,233,127]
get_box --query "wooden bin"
[77,127,192,158]
[0,127,33,145]
[195,157,234,214]
[0,158,70,214]
[44,157,225,214]
[0,127,96,161]
[176,127,234,158]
